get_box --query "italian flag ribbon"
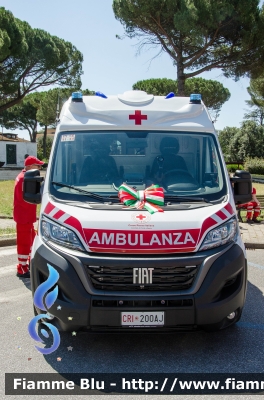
[118,183,164,214]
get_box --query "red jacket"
[13,169,37,224]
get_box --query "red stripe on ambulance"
[52,210,65,220]
[89,247,196,254]
[198,203,235,244]
[44,202,56,214]
[44,201,87,244]
[64,216,85,239]
[215,210,228,220]
[43,201,236,253]
[83,228,200,252]
[225,203,234,215]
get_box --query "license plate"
[121,311,164,327]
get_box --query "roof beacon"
[165,92,175,99]
[190,93,202,104]
[96,91,108,99]
[72,92,83,102]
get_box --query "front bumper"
[31,239,247,332]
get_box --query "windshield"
[49,131,227,202]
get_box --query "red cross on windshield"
[129,110,147,125]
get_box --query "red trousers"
[246,201,260,220]
[16,223,36,274]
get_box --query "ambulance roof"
[58,91,215,133]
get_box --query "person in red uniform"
[246,187,261,223]
[13,156,44,278]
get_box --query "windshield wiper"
[52,182,212,205]
[164,195,212,204]
[52,182,120,203]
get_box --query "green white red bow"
[118,183,164,214]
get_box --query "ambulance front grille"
[84,265,198,291]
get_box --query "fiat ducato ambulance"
[24,91,252,332]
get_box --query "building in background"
[0,133,37,168]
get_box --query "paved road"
[1,246,264,400]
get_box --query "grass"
[239,210,264,222]
[0,227,16,236]
[251,183,264,196]
[252,174,264,179]
[0,180,14,217]
[0,180,40,217]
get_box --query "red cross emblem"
[129,110,147,125]
[136,214,147,221]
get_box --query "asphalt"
[1,216,264,249]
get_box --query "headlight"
[199,217,237,251]
[41,217,85,252]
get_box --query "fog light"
[227,312,236,320]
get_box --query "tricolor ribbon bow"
[118,183,164,214]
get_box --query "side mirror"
[230,170,252,204]
[23,169,44,204]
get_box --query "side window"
[204,138,217,173]
[203,138,221,188]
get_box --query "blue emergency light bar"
[96,91,108,99]
[190,93,202,104]
[165,92,175,99]
[72,92,83,102]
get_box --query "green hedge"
[226,164,244,172]
[244,157,264,175]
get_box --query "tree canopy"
[0,87,94,144]
[0,92,43,142]
[218,126,240,162]
[243,103,264,126]
[0,7,83,112]
[242,74,264,125]
[37,88,70,128]
[247,75,264,106]
[36,88,76,156]
[37,135,53,161]
[113,0,264,94]
[133,77,230,121]
[219,121,264,162]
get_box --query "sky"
[1,0,254,140]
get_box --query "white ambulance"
[24,90,252,332]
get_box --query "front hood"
[43,200,235,254]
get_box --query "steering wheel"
[163,169,191,178]
[163,169,198,190]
